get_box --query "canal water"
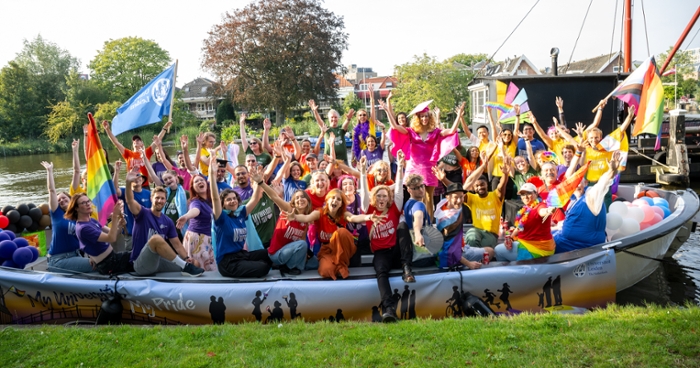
[0,149,698,306]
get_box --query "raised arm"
[310,100,326,130]
[529,111,554,148]
[523,136,538,171]
[285,209,321,224]
[257,179,293,213]
[383,91,407,134]
[193,132,206,171]
[441,102,465,136]
[618,105,636,133]
[556,96,567,126]
[495,156,511,202]
[274,151,294,182]
[262,118,273,154]
[101,120,126,156]
[341,109,354,131]
[239,114,249,152]
[71,138,82,192]
[312,128,324,156]
[113,160,123,198]
[97,202,124,243]
[245,167,266,214]
[209,154,222,220]
[564,142,583,179]
[156,120,172,144]
[336,160,360,178]
[285,126,302,160]
[513,104,522,137]
[378,124,386,150]
[140,146,163,186]
[587,99,607,131]
[179,135,195,172]
[463,146,497,191]
[359,157,370,213]
[124,167,143,217]
[393,151,405,205]
[486,107,500,138]
[41,162,58,212]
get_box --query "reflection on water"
[0,150,698,306]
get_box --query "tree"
[202,0,348,125]
[88,37,171,102]
[658,47,695,104]
[0,62,44,141]
[392,54,472,120]
[215,98,236,123]
[342,92,363,115]
[447,53,489,69]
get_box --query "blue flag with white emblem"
[111,63,176,136]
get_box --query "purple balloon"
[0,232,11,242]
[13,237,29,248]
[12,247,33,267]
[2,259,18,268]
[27,246,39,263]
[0,240,17,259]
[5,230,15,240]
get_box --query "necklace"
[515,199,540,233]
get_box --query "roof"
[479,55,541,76]
[180,78,219,99]
[334,74,354,88]
[355,76,398,89]
[558,52,624,74]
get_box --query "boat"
[0,184,697,325]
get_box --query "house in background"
[556,51,625,74]
[343,64,377,83]
[355,76,398,120]
[180,78,225,120]
[318,74,355,112]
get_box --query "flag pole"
[167,59,178,133]
[590,90,617,113]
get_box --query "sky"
[1,0,698,87]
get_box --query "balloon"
[39,214,51,228]
[18,215,32,230]
[609,202,628,216]
[642,206,655,222]
[4,230,15,240]
[606,228,618,241]
[640,197,654,206]
[651,206,664,218]
[0,240,18,259]
[2,260,18,268]
[619,218,641,236]
[16,204,29,216]
[627,207,645,223]
[606,213,623,231]
[12,247,33,267]
[640,222,650,231]
[633,199,650,207]
[0,232,11,242]
[27,246,39,263]
[39,203,49,215]
[4,224,17,234]
[652,198,669,208]
[0,215,8,229]
[652,213,663,224]
[661,206,672,219]
[1,205,14,215]
[611,232,626,241]
[28,207,43,222]
[13,237,29,248]
[6,210,20,224]
[26,223,39,232]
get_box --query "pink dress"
[388,128,459,187]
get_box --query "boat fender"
[96,279,123,325]
[460,291,496,317]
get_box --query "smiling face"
[245,155,258,172]
[477,126,489,141]
[474,179,489,198]
[514,157,529,173]
[326,192,344,212]
[548,128,560,141]
[306,157,318,171]
[177,153,185,167]
[57,192,71,211]
[311,172,329,193]
[192,176,208,196]
[372,162,389,182]
[290,164,302,180]
[397,113,408,127]
[562,147,574,163]
[248,139,261,154]
[151,191,167,213]
[418,112,430,126]
[162,172,178,190]
[523,125,535,140]
[520,191,536,206]
[234,167,249,187]
[501,129,513,144]
[469,147,480,160]
[223,192,239,211]
[366,136,377,151]
[446,192,464,208]
[301,141,311,154]
[588,131,602,146]
[541,163,557,184]
[328,110,340,127]
[357,110,368,123]
[292,191,310,213]
[341,178,356,196]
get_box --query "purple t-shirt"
[75,218,110,257]
[233,184,254,202]
[130,206,179,263]
[361,148,384,168]
[187,198,213,236]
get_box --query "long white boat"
[0,184,697,325]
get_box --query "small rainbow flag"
[546,161,591,208]
[8,285,25,297]
[86,113,118,225]
[484,101,513,113]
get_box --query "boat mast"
[659,6,700,74]
[623,0,632,72]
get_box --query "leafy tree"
[215,98,236,123]
[202,0,348,125]
[64,71,109,113]
[0,62,44,141]
[342,92,363,115]
[93,101,122,127]
[658,48,695,104]
[447,53,489,68]
[88,37,171,102]
[45,101,83,143]
[392,54,472,119]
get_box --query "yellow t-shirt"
[198,147,210,174]
[550,138,567,165]
[585,147,612,182]
[69,185,99,221]
[465,191,503,234]
[492,143,517,177]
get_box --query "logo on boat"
[573,263,586,278]
[151,78,170,106]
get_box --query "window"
[359,84,368,91]
[184,87,189,92]
[385,82,393,88]
[517,68,528,75]
[612,66,621,73]
[470,87,488,122]
[207,102,214,112]
[196,103,206,111]
[201,86,208,93]
[183,104,190,111]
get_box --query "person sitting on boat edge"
[209,154,273,278]
[123,168,204,277]
[554,151,621,253]
[42,160,93,274]
[495,183,556,261]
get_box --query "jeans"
[269,240,307,271]
[47,250,93,274]
[494,242,534,262]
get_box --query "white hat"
[517,182,538,195]
[408,100,434,116]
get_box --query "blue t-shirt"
[187,198,213,236]
[213,206,247,264]
[48,207,79,255]
[216,181,232,193]
[119,188,151,236]
[75,218,110,257]
[282,177,308,202]
[130,206,178,263]
[517,138,546,158]
[403,199,429,228]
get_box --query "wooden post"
[668,109,689,178]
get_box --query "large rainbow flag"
[611,56,665,149]
[85,113,118,225]
[546,161,591,208]
[596,126,629,171]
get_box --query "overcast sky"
[1,0,698,87]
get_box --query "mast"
[659,6,700,74]
[623,0,632,72]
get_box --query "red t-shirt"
[317,212,345,243]
[518,202,553,242]
[365,204,401,251]
[366,174,394,192]
[305,189,326,210]
[268,214,308,255]
[123,147,154,187]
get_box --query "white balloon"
[627,207,645,223]
[619,218,641,236]
[606,228,618,241]
[606,213,623,231]
[609,202,628,216]
[611,232,626,241]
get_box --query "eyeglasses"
[375,168,388,173]
[409,184,425,190]
[358,114,367,116]
[519,192,534,197]
[235,172,248,176]
[246,159,257,163]
[78,199,92,206]
[249,141,258,145]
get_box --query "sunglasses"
[249,141,258,145]
[409,184,425,190]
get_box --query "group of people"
[42,88,629,322]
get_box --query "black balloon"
[6,210,20,224]
[19,215,32,229]
[29,207,43,222]
[4,224,17,234]
[17,204,29,216]
[27,203,36,209]
[1,205,14,215]
[26,222,39,232]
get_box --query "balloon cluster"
[606,192,670,241]
[0,203,52,234]
[0,229,39,269]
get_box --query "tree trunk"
[275,105,286,126]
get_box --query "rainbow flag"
[8,286,25,297]
[86,113,118,225]
[484,101,513,113]
[611,56,665,148]
[596,127,629,171]
[546,161,590,208]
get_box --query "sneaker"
[402,265,415,283]
[287,267,302,275]
[181,263,204,277]
[382,307,398,323]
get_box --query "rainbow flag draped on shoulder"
[546,161,591,208]
[86,113,118,225]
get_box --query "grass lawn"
[1,304,698,367]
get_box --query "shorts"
[133,242,181,276]
[95,251,134,275]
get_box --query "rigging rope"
[640,0,651,57]
[564,0,595,74]
[617,1,625,71]
[608,0,620,63]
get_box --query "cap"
[306,153,318,160]
[444,183,466,196]
[408,100,434,117]
[517,183,538,195]
[216,159,230,168]
[132,134,143,142]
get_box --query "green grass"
[1,304,698,367]
[0,138,72,156]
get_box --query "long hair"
[369,185,393,208]
[64,193,88,221]
[501,127,515,146]
[290,190,312,215]
[188,174,211,205]
[410,112,436,134]
[322,188,348,222]
[467,146,481,165]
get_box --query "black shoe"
[288,267,302,275]
[279,264,290,276]
[402,265,415,283]
[382,307,398,323]
[181,263,204,277]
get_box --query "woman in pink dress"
[384,97,463,220]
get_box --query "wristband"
[256,180,264,185]
[575,151,582,156]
